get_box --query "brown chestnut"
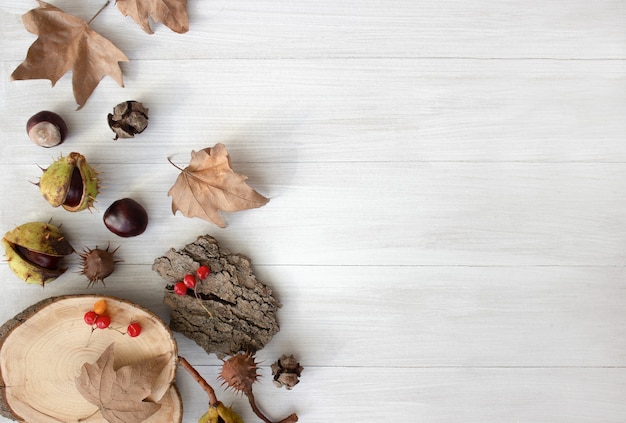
[16,245,63,270]
[26,111,68,148]
[63,167,84,208]
[103,198,148,237]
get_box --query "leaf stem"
[178,356,219,406]
[88,1,110,25]
[167,156,186,172]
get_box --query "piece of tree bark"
[152,235,282,357]
[0,295,182,423]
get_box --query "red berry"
[183,273,196,289]
[95,314,111,329]
[127,322,142,337]
[174,281,188,296]
[196,265,210,280]
[84,310,98,325]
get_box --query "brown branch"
[246,390,298,423]
[178,356,219,406]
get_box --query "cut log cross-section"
[0,295,182,423]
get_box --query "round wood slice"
[0,295,182,423]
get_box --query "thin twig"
[88,1,110,25]
[178,356,219,406]
[193,284,213,318]
[246,390,298,423]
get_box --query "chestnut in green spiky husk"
[38,152,99,212]
[2,221,74,286]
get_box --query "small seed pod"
[79,244,121,287]
[2,221,74,286]
[271,354,303,389]
[107,100,149,140]
[38,152,100,212]
[26,111,68,148]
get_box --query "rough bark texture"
[0,295,182,423]
[152,235,282,358]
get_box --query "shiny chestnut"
[27,111,68,148]
[103,198,148,237]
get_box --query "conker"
[26,111,68,148]
[15,245,63,270]
[63,167,84,208]
[103,198,148,237]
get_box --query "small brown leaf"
[76,343,170,423]
[168,143,269,227]
[11,1,129,109]
[116,0,189,34]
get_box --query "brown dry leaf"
[116,0,189,34]
[11,1,129,110]
[168,143,270,227]
[76,343,170,423]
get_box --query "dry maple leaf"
[11,1,129,110]
[168,143,270,227]
[116,0,189,34]
[76,343,170,423]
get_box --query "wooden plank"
[2,59,626,164]
[89,363,615,421]
[1,162,625,266]
[0,363,624,422]
[2,265,625,368]
[1,0,625,60]
[1,1,625,422]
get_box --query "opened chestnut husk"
[2,221,74,286]
[108,100,149,140]
[38,152,99,212]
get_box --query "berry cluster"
[173,265,210,296]
[82,298,142,337]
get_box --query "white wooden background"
[1,1,626,421]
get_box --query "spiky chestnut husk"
[79,245,121,287]
[219,352,260,395]
[38,152,99,212]
[218,353,299,423]
[2,221,73,286]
